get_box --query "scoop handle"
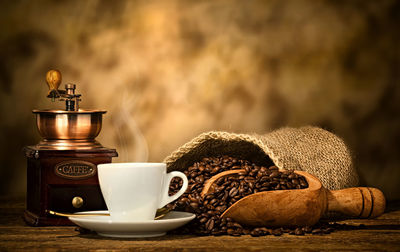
[326,187,385,218]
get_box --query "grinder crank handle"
[326,187,385,218]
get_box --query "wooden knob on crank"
[45,69,62,97]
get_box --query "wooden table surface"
[0,196,399,251]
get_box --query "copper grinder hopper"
[34,70,107,150]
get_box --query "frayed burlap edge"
[165,131,281,170]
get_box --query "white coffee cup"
[97,162,188,222]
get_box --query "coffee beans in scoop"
[166,156,337,236]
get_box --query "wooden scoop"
[202,169,385,227]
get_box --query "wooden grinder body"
[24,146,117,226]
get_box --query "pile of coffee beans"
[168,155,336,236]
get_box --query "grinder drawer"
[48,185,107,213]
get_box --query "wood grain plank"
[0,197,399,251]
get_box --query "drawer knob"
[72,196,84,208]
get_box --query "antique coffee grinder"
[24,70,118,226]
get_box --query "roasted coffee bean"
[259,227,269,234]
[238,171,247,176]
[312,228,323,235]
[226,222,235,228]
[231,232,241,237]
[189,202,199,209]
[272,229,283,236]
[250,230,260,237]
[212,230,223,236]
[303,226,313,233]
[269,165,279,170]
[209,198,217,206]
[228,187,238,197]
[227,228,235,235]
[300,178,308,187]
[240,229,249,235]
[205,219,215,231]
[269,171,279,178]
[295,228,304,235]
[233,223,243,229]
[216,177,225,186]
[211,167,220,174]
[188,194,198,203]
[195,175,205,183]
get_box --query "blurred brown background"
[0,0,399,200]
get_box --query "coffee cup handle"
[159,171,189,208]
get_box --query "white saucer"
[69,210,195,238]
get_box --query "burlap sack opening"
[165,126,359,190]
[166,138,274,172]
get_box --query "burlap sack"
[164,126,359,190]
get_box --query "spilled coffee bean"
[168,155,337,236]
